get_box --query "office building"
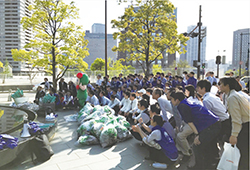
[84,28,117,67]
[232,28,250,68]
[180,25,207,67]
[92,23,105,34]
[0,0,33,73]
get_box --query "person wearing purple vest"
[171,91,221,169]
[187,72,197,88]
[133,114,178,169]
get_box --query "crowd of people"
[35,71,249,169]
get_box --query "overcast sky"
[65,0,250,63]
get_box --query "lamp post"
[105,0,108,76]
[239,32,250,76]
[197,5,202,79]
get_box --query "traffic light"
[193,60,198,67]
[202,63,205,69]
[216,55,221,65]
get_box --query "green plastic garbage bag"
[99,124,117,148]
[79,103,93,115]
[115,124,132,140]
[77,135,99,145]
[77,119,95,136]
[91,122,105,138]
[42,94,56,103]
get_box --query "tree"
[108,59,136,77]
[2,60,12,84]
[112,0,188,76]
[90,58,105,71]
[152,64,163,75]
[0,61,3,68]
[169,60,191,75]
[11,0,89,89]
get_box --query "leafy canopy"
[112,0,188,75]
[11,0,89,86]
[90,58,105,71]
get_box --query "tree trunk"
[52,46,57,90]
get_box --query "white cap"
[137,89,146,94]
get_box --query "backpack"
[30,134,54,163]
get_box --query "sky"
[65,0,250,63]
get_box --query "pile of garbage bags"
[75,103,132,148]
[0,134,18,150]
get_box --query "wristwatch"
[194,133,199,137]
[140,122,144,126]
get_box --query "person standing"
[219,77,250,170]
[59,78,68,93]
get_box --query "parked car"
[32,81,53,91]
[240,76,250,86]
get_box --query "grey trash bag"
[77,135,99,146]
[115,124,132,141]
[91,122,105,138]
[77,119,96,136]
[99,124,117,148]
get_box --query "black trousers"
[147,146,176,165]
[193,121,221,169]
[130,127,149,141]
[237,122,249,170]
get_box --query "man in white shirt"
[197,80,230,161]
[118,91,131,115]
[86,89,99,107]
[96,74,103,87]
[152,88,173,121]
[99,91,111,106]
[108,94,120,115]
[125,92,138,121]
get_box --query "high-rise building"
[180,25,207,66]
[0,0,33,73]
[84,29,117,67]
[92,23,105,34]
[232,28,250,68]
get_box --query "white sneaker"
[152,162,167,169]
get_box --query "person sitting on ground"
[34,86,45,105]
[187,72,197,88]
[146,88,157,105]
[118,91,131,116]
[132,114,178,169]
[132,99,150,125]
[86,89,99,107]
[108,94,120,115]
[99,91,111,106]
[125,92,138,122]
[68,81,77,98]
[63,90,74,109]
[96,74,103,87]
[137,88,146,100]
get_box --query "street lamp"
[105,0,108,76]
[239,32,250,76]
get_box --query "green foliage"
[225,69,246,76]
[3,60,12,76]
[169,60,191,75]
[11,0,89,88]
[112,0,188,76]
[108,59,136,77]
[90,58,105,71]
[0,61,3,68]
[152,64,163,75]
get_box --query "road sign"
[175,67,177,70]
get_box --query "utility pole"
[105,0,108,76]
[239,33,243,76]
[197,5,202,79]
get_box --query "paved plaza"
[0,92,193,170]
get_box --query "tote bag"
[217,143,240,170]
